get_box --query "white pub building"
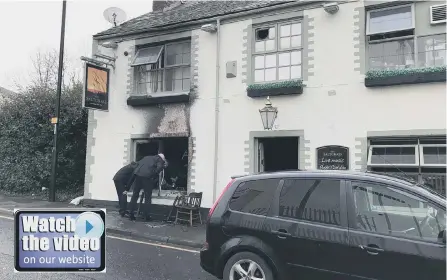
[82,0,447,214]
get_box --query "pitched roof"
[94,1,295,39]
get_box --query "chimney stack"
[152,0,177,12]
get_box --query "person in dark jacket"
[128,153,166,221]
[113,162,137,217]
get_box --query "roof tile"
[94,1,295,38]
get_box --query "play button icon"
[86,220,94,234]
[75,212,104,239]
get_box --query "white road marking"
[107,235,200,253]
[0,213,200,253]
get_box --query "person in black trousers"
[113,162,137,217]
[128,153,166,221]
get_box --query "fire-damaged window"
[131,137,189,197]
[367,136,446,195]
[131,40,191,95]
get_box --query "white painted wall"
[193,1,446,207]
[87,1,446,208]
[87,39,156,201]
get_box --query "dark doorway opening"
[159,137,189,192]
[133,137,189,195]
[258,137,299,172]
[135,140,158,161]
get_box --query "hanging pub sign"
[83,63,110,111]
[317,145,349,170]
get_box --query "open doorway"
[257,137,299,172]
[132,137,189,196]
[158,137,188,193]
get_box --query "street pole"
[49,0,67,202]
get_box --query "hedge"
[0,82,87,197]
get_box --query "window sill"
[127,91,190,106]
[365,66,446,88]
[247,79,304,98]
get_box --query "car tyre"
[223,251,274,280]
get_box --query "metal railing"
[421,173,446,196]
[368,34,446,71]
[368,38,415,70]
[386,172,446,195]
[135,66,190,95]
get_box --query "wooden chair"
[166,195,182,222]
[174,192,203,226]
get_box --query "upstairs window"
[417,34,447,68]
[367,5,414,36]
[252,20,303,83]
[131,41,191,94]
[366,4,446,71]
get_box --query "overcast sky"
[0,0,152,91]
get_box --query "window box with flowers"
[365,4,446,88]
[365,66,446,87]
[247,79,304,98]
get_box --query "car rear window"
[228,179,280,216]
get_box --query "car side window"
[229,179,280,216]
[279,178,342,226]
[350,181,446,243]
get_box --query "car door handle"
[271,229,292,239]
[359,244,384,255]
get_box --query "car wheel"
[223,251,274,280]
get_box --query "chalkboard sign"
[317,146,349,170]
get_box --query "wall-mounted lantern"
[259,96,278,130]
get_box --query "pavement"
[0,215,216,279]
[0,194,206,249]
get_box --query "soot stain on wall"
[149,103,190,138]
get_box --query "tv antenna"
[103,7,127,27]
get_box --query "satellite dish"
[103,7,127,27]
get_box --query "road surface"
[0,214,216,280]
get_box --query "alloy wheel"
[229,259,266,280]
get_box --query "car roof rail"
[231,169,306,179]
[231,174,249,179]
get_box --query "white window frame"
[131,45,164,67]
[366,4,416,36]
[367,144,419,167]
[132,40,191,94]
[251,19,303,84]
[420,144,447,167]
[430,4,447,24]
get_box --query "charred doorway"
[132,137,189,196]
